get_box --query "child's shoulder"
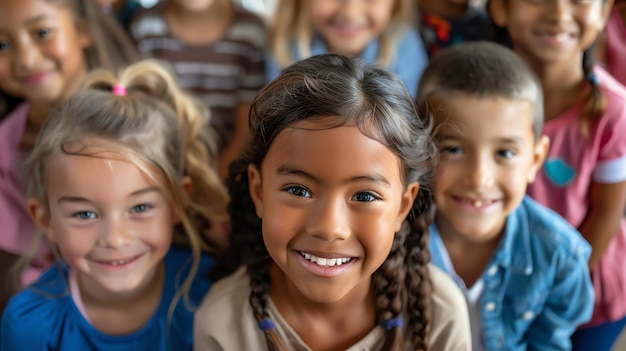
[164,246,214,302]
[597,66,626,114]
[194,267,261,349]
[1,263,75,349]
[515,196,590,261]
[428,264,472,349]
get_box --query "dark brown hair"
[0,0,139,118]
[213,54,436,351]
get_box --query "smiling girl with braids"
[193,53,471,351]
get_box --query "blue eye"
[0,40,9,51]
[442,145,463,155]
[36,28,51,39]
[130,204,151,213]
[74,211,96,220]
[352,192,379,202]
[285,185,311,198]
[497,149,515,158]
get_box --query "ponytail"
[581,44,606,137]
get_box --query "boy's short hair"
[417,41,543,140]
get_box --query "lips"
[451,195,499,209]
[295,250,357,277]
[20,71,51,86]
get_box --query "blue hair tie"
[257,318,276,331]
[381,317,403,330]
[587,72,600,86]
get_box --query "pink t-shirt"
[606,4,626,86]
[0,103,52,286]
[527,67,626,326]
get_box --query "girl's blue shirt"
[265,28,428,98]
[429,195,594,350]
[0,246,212,351]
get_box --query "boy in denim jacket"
[417,41,594,351]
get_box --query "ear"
[489,0,508,28]
[527,135,550,183]
[395,182,420,232]
[28,199,56,243]
[599,0,615,28]
[247,164,264,218]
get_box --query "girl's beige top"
[194,263,471,350]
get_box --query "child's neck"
[418,0,468,18]
[77,262,165,335]
[269,264,376,350]
[437,218,501,288]
[165,0,233,45]
[522,53,586,122]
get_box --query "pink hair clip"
[112,83,127,96]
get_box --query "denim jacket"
[429,196,594,351]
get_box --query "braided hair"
[212,54,437,350]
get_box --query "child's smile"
[248,116,418,305]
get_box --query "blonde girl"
[266,0,428,97]
[1,59,227,351]
[0,0,139,290]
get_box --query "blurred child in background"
[491,0,626,349]
[130,0,266,180]
[267,0,428,98]
[417,0,492,57]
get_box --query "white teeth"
[300,252,351,267]
[109,258,132,266]
[473,200,483,207]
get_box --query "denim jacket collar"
[430,202,534,277]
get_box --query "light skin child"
[428,94,549,286]
[490,0,625,270]
[29,147,188,334]
[306,0,396,57]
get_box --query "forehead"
[262,118,403,184]
[45,152,158,196]
[429,95,535,141]
[0,0,69,32]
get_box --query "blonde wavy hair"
[18,59,228,307]
[269,0,415,68]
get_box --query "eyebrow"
[276,165,391,187]
[0,15,48,32]
[57,187,161,204]
[437,134,525,144]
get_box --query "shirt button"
[487,265,498,276]
[484,302,496,312]
[522,311,534,320]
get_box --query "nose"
[464,154,495,190]
[306,195,351,241]
[13,37,42,72]
[546,0,573,24]
[337,0,365,20]
[98,216,133,248]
